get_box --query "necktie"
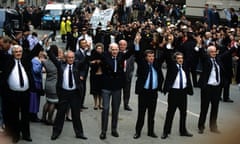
[179,65,183,89]
[123,60,127,72]
[149,64,153,89]
[212,59,219,82]
[69,65,73,88]
[114,57,117,72]
[18,60,24,87]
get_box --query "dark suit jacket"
[0,43,43,92]
[75,48,90,79]
[47,50,85,93]
[101,50,134,91]
[135,51,164,94]
[163,62,193,95]
[198,47,236,88]
[123,49,135,82]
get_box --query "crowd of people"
[0,1,240,143]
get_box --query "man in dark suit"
[99,42,133,140]
[119,40,135,111]
[161,52,193,139]
[197,42,237,134]
[181,32,199,87]
[75,39,90,109]
[48,50,87,140]
[0,36,43,143]
[133,34,164,139]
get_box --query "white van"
[41,3,78,29]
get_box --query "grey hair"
[108,42,119,52]
[207,45,216,54]
[12,45,23,53]
[64,50,74,57]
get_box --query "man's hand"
[80,76,84,81]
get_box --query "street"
[2,29,240,144]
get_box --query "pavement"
[1,30,240,144]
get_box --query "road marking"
[158,99,200,118]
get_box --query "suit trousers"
[163,88,188,134]
[135,89,158,134]
[80,79,87,108]
[198,85,221,130]
[53,89,84,136]
[221,77,231,101]
[101,89,121,133]
[123,78,132,106]
[2,89,30,138]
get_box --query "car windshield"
[45,10,62,16]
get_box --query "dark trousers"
[66,32,71,50]
[101,89,121,133]
[122,79,132,106]
[80,79,87,108]
[2,89,30,139]
[135,89,158,134]
[53,89,84,136]
[163,88,188,134]
[221,77,231,100]
[198,85,221,130]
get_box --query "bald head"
[119,40,127,52]
[65,50,75,64]
[207,45,217,58]
[109,42,119,57]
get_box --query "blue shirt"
[144,64,158,89]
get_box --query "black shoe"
[30,115,41,122]
[40,119,46,123]
[161,133,168,139]
[66,117,72,121]
[22,136,32,142]
[45,120,54,126]
[198,129,204,134]
[124,105,132,111]
[99,132,106,140]
[12,136,20,143]
[180,132,193,137]
[210,128,221,134]
[223,99,234,103]
[81,106,88,109]
[111,131,119,137]
[76,134,88,140]
[148,133,158,138]
[133,133,141,139]
[51,133,59,140]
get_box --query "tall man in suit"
[99,43,133,140]
[48,50,87,140]
[161,52,193,139]
[119,40,135,111]
[75,39,91,109]
[0,36,43,143]
[133,33,164,139]
[197,42,237,134]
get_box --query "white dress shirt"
[172,64,187,89]
[208,59,220,86]
[8,59,29,91]
[62,64,76,90]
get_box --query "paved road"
[1,30,240,144]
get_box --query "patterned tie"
[18,60,24,87]
[212,59,219,82]
[179,65,183,89]
[149,64,153,89]
[69,65,73,88]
